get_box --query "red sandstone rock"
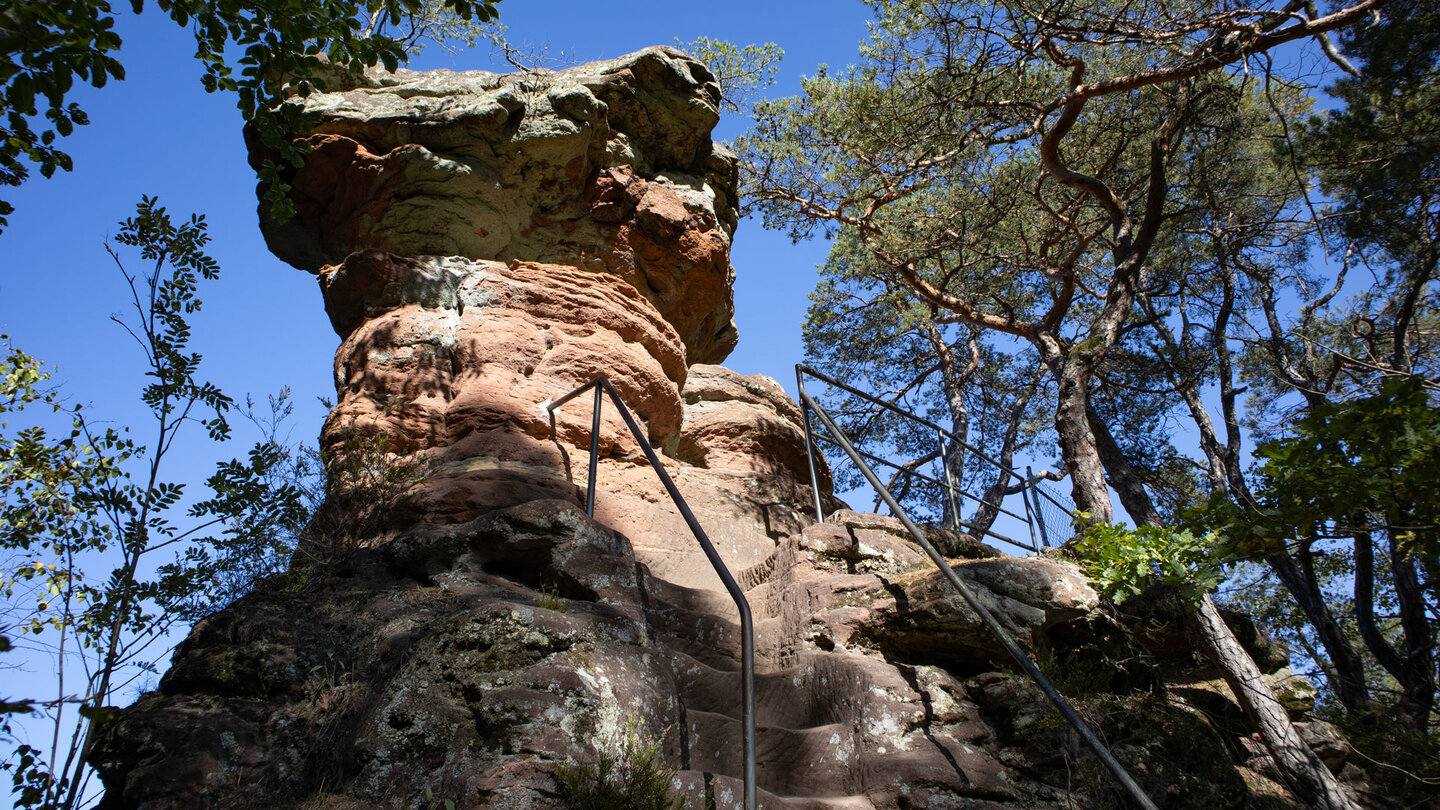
[251,47,740,363]
[318,253,686,463]
[676,364,831,488]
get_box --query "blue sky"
[0,0,875,486]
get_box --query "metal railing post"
[798,386,1158,810]
[586,382,602,516]
[548,377,757,810]
[936,428,961,531]
[1027,465,1050,547]
[796,367,826,524]
[1019,468,1040,554]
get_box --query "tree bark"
[924,324,975,531]
[967,366,1043,538]
[1190,594,1361,810]
[1055,361,1113,524]
[1211,262,1249,500]
[1353,529,1405,678]
[1389,247,1439,373]
[1086,403,1162,527]
[1136,288,1230,496]
[1266,548,1373,713]
[969,398,1025,538]
[1386,513,1437,727]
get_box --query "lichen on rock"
[248,46,739,364]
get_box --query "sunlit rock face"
[252,46,739,365]
[87,49,1361,810]
[246,46,768,543]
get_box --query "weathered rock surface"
[675,365,823,483]
[90,48,1370,810]
[322,251,686,447]
[90,500,1331,810]
[251,47,739,363]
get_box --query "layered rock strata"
[90,48,1365,810]
[252,47,740,364]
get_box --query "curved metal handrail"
[798,363,1075,546]
[796,365,1159,810]
[544,376,757,810]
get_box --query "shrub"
[557,721,683,810]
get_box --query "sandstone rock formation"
[90,48,1369,810]
[251,48,740,364]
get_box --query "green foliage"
[1071,516,1226,608]
[1300,0,1438,268]
[674,37,782,113]
[0,0,502,229]
[0,198,313,808]
[737,0,1340,524]
[364,0,500,56]
[1284,0,1440,391]
[536,581,564,611]
[1192,377,1440,728]
[0,0,116,228]
[423,786,457,810]
[0,340,130,642]
[1198,376,1440,562]
[192,389,316,605]
[557,721,682,810]
[0,340,124,807]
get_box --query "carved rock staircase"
[632,513,1062,810]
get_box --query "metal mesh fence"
[1027,478,1077,547]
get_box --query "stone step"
[666,646,1025,808]
[672,654,864,730]
[670,767,1029,810]
[682,710,861,798]
[671,772,877,810]
[674,710,1022,809]
[642,592,747,671]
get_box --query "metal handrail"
[544,376,757,810]
[796,367,1159,810]
[808,432,1035,549]
[796,363,1072,550]
[799,365,1075,518]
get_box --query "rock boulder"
[250,47,739,364]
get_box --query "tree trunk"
[1267,549,1373,713]
[1387,515,1437,727]
[1086,403,1161,527]
[924,324,974,531]
[1052,357,1112,525]
[937,373,969,532]
[1190,594,1361,810]
[967,367,1042,538]
[968,408,1022,539]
